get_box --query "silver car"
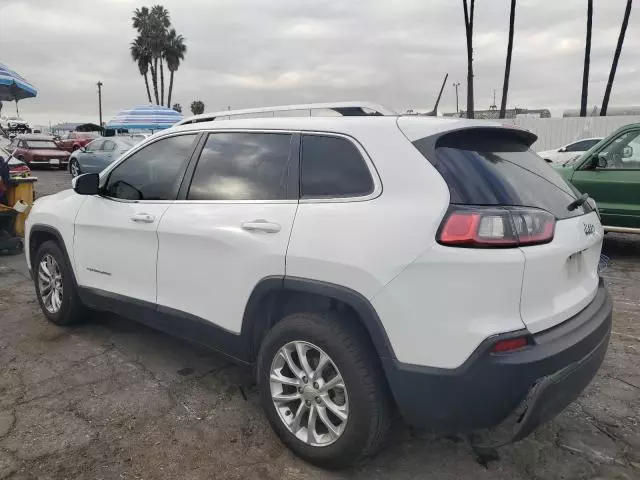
[68,137,141,177]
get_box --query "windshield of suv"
[24,140,59,149]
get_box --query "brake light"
[492,337,529,353]
[438,206,555,248]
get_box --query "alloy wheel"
[70,160,80,177]
[270,341,349,447]
[38,254,63,313]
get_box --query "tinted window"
[187,132,291,201]
[413,129,589,219]
[301,135,373,198]
[105,134,196,200]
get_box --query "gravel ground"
[0,169,638,479]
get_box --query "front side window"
[301,134,373,198]
[103,140,116,152]
[596,130,640,170]
[187,132,292,201]
[104,134,197,200]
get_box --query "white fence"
[501,116,640,151]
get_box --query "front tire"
[257,311,391,469]
[69,158,81,177]
[33,240,86,325]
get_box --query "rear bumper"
[382,277,612,441]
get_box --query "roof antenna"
[426,73,449,116]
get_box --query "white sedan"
[538,138,602,164]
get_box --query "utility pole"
[489,89,497,111]
[453,82,461,114]
[97,81,103,128]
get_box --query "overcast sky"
[0,0,637,125]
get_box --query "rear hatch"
[409,125,602,333]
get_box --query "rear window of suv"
[413,129,589,219]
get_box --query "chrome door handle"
[241,220,281,233]
[131,213,155,223]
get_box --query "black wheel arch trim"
[28,224,77,286]
[242,276,397,360]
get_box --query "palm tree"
[130,36,153,103]
[190,100,205,115]
[462,0,475,119]
[131,7,158,104]
[164,28,187,108]
[499,0,516,119]
[150,5,171,106]
[601,0,633,116]
[580,0,593,117]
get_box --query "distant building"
[452,108,551,119]
[562,106,640,117]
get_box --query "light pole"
[453,82,461,114]
[97,81,103,128]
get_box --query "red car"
[5,135,70,169]
[56,131,101,152]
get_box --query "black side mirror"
[80,146,87,153]
[73,173,99,195]
[596,155,608,169]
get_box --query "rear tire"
[257,311,391,469]
[33,240,86,326]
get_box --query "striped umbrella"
[107,105,183,131]
[0,63,37,102]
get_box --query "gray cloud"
[0,0,637,126]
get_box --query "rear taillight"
[438,206,555,248]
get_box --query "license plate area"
[566,249,586,278]
[49,159,60,166]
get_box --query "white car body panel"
[371,247,527,368]
[518,211,603,333]
[73,196,170,304]
[156,201,298,333]
[25,190,85,271]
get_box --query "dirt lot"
[0,170,639,479]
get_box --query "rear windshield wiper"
[567,193,589,211]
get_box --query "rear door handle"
[241,220,281,233]
[131,213,155,223]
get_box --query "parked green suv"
[555,123,640,233]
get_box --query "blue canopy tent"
[106,105,183,132]
[0,63,37,116]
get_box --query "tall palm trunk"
[601,0,632,116]
[580,0,593,117]
[499,0,516,119]
[160,58,165,106]
[167,71,174,108]
[143,72,152,103]
[463,0,475,119]
[152,57,160,104]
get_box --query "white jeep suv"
[25,103,612,468]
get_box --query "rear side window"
[187,132,292,201]
[301,135,373,198]
[413,129,589,219]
